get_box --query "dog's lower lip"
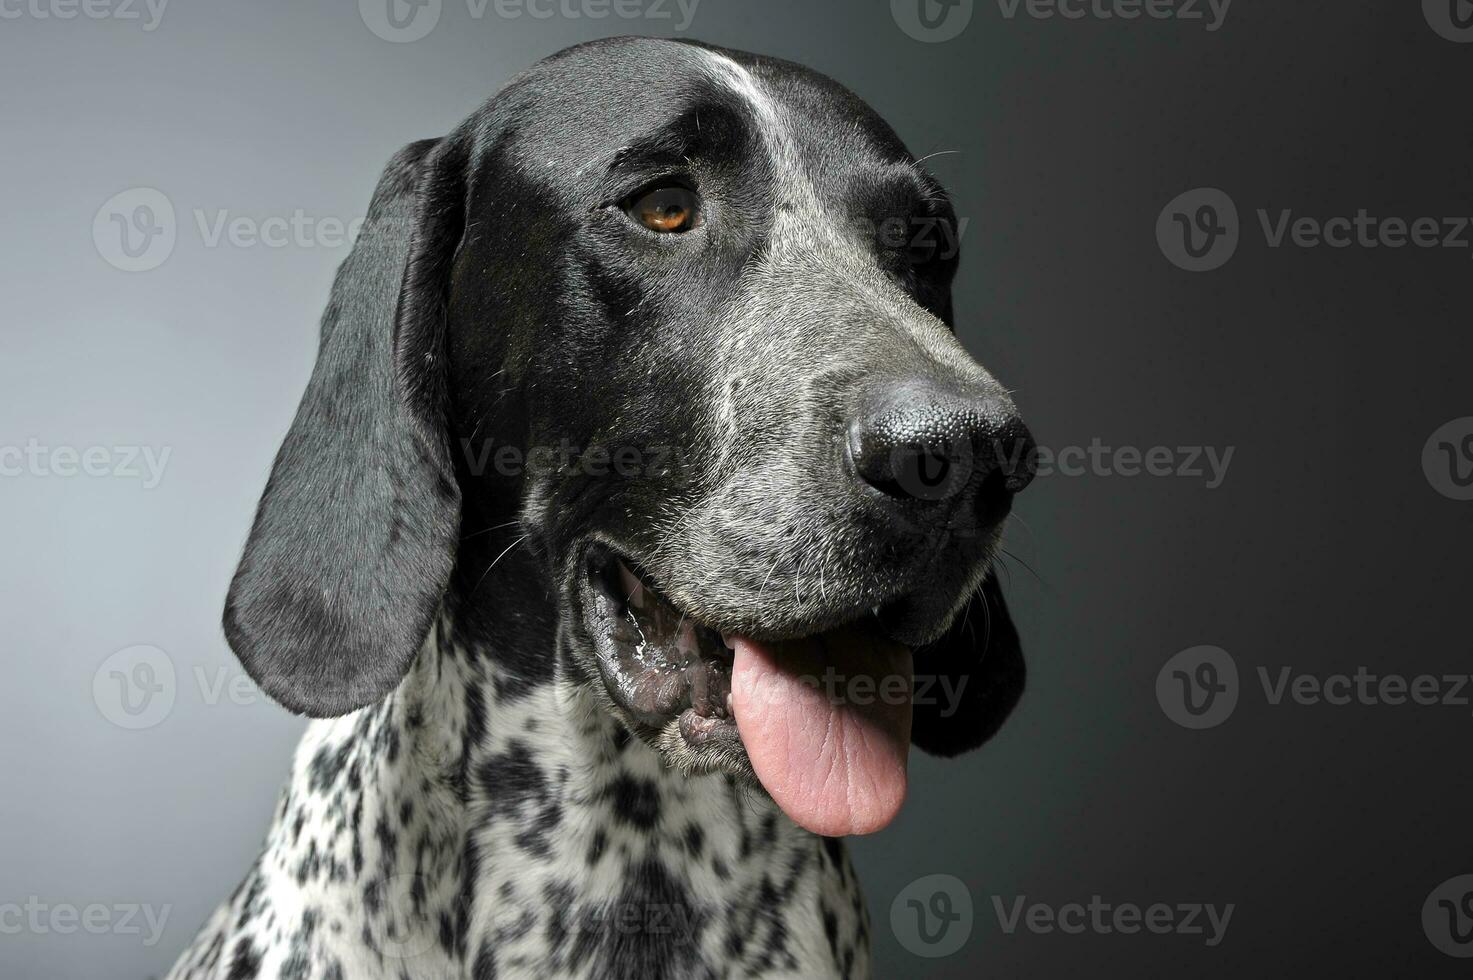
[679,708,739,747]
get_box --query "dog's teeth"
[675,620,702,662]
[871,605,882,617]
[688,663,711,716]
[725,693,733,716]
[721,633,737,650]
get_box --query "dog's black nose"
[847,381,1036,514]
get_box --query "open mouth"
[583,544,742,751]
[582,543,916,837]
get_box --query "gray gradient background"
[3,1,1470,977]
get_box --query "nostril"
[987,422,1038,494]
[848,382,1036,506]
[849,426,966,502]
[892,444,953,498]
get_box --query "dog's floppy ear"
[910,573,1026,757]
[224,137,468,718]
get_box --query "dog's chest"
[457,677,871,978]
[168,661,871,980]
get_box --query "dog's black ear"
[224,137,468,718]
[910,573,1025,757]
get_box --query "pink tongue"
[730,623,913,837]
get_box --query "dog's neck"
[281,609,870,976]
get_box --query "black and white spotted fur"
[168,615,870,979]
[168,36,1030,979]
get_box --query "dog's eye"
[626,186,701,234]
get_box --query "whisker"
[461,519,523,541]
[756,553,782,605]
[997,548,1049,592]
[914,148,961,167]
[471,533,530,596]
[978,585,992,649]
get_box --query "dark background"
[2,1,1470,976]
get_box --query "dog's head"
[225,37,1035,836]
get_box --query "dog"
[166,35,1035,980]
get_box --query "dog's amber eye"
[628,186,700,233]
